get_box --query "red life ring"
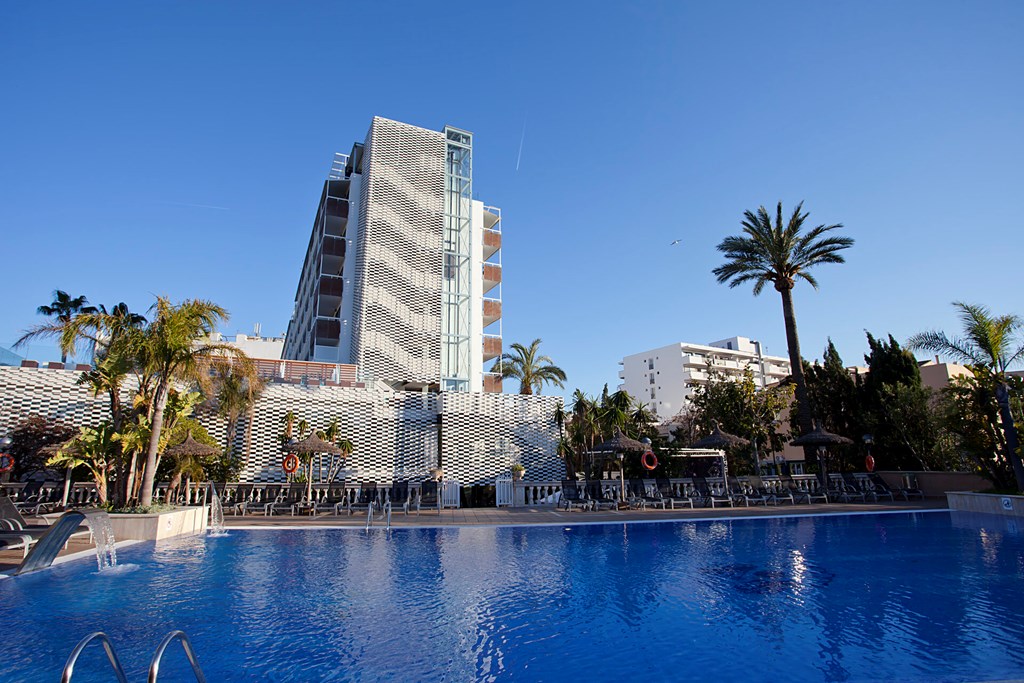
[641,451,658,471]
[865,454,876,473]
[0,453,13,473]
[282,453,300,474]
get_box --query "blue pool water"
[2,511,1024,682]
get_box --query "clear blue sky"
[2,2,1022,401]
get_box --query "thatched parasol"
[589,429,649,503]
[284,434,344,503]
[690,422,750,450]
[163,431,219,458]
[789,425,853,447]
[283,433,343,455]
[591,429,647,453]
[790,424,853,482]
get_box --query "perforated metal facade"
[0,367,562,486]
[350,117,446,387]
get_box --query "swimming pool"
[2,511,1023,682]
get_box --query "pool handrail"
[61,631,129,683]
[148,630,207,683]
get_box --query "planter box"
[946,491,1024,518]
[108,505,208,541]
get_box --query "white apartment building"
[618,336,791,422]
[283,116,503,393]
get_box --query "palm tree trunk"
[995,382,1024,491]
[140,381,170,506]
[778,286,815,459]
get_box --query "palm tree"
[213,365,265,461]
[490,338,567,395]
[713,202,853,450]
[909,302,1024,490]
[136,297,254,506]
[18,290,98,363]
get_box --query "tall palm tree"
[909,302,1024,490]
[18,290,98,363]
[213,365,265,461]
[713,202,853,450]
[490,338,567,395]
[137,297,254,506]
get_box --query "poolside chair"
[726,477,755,507]
[584,481,619,511]
[855,473,894,502]
[259,486,286,515]
[0,533,37,559]
[869,473,923,501]
[655,477,695,509]
[383,481,410,515]
[560,481,592,511]
[310,485,348,515]
[780,474,828,504]
[824,473,865,503]
[228,485,255,516]
[691,477,733,508]
[841,473,879,502]
[412,480,441,515]
[746,475,788,505]
[627,479,667,510]
[347,483,378,516]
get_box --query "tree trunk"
[995,381,1024,491]
[140,381,170,506]
[778,286,816,460]
[243,405,256,468]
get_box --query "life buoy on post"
[641,451,658,471]
[282,453,300,474]
[0,453,14,473]
[865,454,875,473]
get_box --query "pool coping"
[226,507,954,531]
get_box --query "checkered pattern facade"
[350,117,446,386]
[0,367,562,486]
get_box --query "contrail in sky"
[515,115,527,172]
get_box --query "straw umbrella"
[590,429,647,501]
[689,423,748,487]
[163,431,219,504]
[789,424,853,483]
[284,434,343,503]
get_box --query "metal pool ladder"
[61,629,207,682]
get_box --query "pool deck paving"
[0,499,948,573]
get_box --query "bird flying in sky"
[670,239,682,245]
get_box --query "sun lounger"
[412,481,441,515]
[655,477,695,509]
[383,481,410,514]
[746,475,788,505]
[824,474,865,503]
[692,477,733,508]
[347,483,378,516]
[560,481,592,511]
[627,479,668,510]
[584,481,619,511]
[228,485,255,516]
[868,473,922,500]
[779,474,828,504]
[0,533,37,559]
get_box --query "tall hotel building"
[284,116,503,394]
[619,336,791,422]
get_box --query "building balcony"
[482,298,502,326]
[482,229,501,260]
[482,263,501,294]
[483,372,503,393]
[483,335,502,362]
